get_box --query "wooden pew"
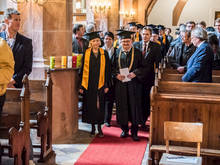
[0,75,30,165]
[29,71,55,163]
[149,79,220,165]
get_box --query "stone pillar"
[16,0,77,143]
[17,2,44,80]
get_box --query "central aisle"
[74,116,149,165]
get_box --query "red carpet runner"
[75,116,149,165]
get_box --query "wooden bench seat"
[151,145,220,157]
[149,74,220,165]
[0,75,30,165]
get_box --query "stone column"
[17,2,44,80]
[16,0,77,143]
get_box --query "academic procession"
[0,0,220,164]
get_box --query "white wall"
[0,0,17,21]
[148,0,220,29]
[0,0,7,21]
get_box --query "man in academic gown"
[133,27,161,130]
[112,30,143,141]
[128,22,142,42]
[158,25,170,58]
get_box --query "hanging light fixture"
[11,0,47,6]
[90,0,111,14]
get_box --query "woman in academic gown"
[79,31,111,137]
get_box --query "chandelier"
[90,0,111,14]
[11,0,47,5]
[119,9,136,18]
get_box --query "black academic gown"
[112,47,143,127]
[80,48,110,124]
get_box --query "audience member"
[0,8,33,88]
[208,34,220,69]
[182,27,214,82]
[165,27,173,44]
[214,18,220,47]
[0,22,6,32]
[72,24,88,54]
[168,30,196,73]
[197,21,206,29]
[186,21,196,31]
[0,38,14,116]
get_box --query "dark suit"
[72,35,88,54]
[182,42,214,82]
[133,41,162,124]
[168,43,196,69]
[0,32,33,88]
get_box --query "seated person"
[168,30,196,73]
[208,34,220,70]
[182,27,214,82]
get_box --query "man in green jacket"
[0,37,14,115]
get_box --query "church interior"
[0,0,220,165]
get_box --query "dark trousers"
[0,94,6,119]
[142,85,152,125]
[121,124,138,136]
[104,86,115,124]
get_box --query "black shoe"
[132,135,140,141]
[97,124,104,137]
[90,124,95,135]
[141,124,150,131]
[105,122,111,127]
[120,131,128,138]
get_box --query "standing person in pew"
[112,30,143,141]
[182,27,214,82]
[0,38,14,116]
[0,8,33,88]
[168,30,196,73]
[0,8,35,165]
[79,31,111,137]
[133,27,161,130]
[102,31,117,127]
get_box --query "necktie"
[142,42,147,56]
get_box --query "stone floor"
[1,118,149,165]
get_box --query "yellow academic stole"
[162,34,166,44]
[113,40,118,48]
[82,48,105,90]
[135,32,140,42]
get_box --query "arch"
[145,0,158,24]
[172,0,189,26]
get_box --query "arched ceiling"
[145,0,158,24]
[173,0,189,26]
